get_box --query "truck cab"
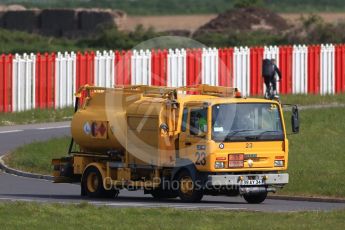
[176,96,296,203]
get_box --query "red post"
[335,44,345,94]
[159,49,167,86]
[45,53,53,108]
[115,50,119,85]
[315,45,321,94]
[308,46,314,94]
[7,54,12,112]
[279,46,293,95]
[81,53,86,86]
[83,52,91,84]
[119,50,125,85]
[308,45,321,95]
[159,50,163,86]
[339,45,345,93]
[250,47,264,96]
[2,54,7,112]
[125,50,130,85]
[335,45,340,93]
[163,49,168,86]
[51,53,56,109]
[191,49,197,86]
[42,53,48,108]
[0,54,5,112]
[218,48,233,87]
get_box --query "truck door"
[179,105,209,169]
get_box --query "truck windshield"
[212,103,284,142]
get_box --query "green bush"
[0,29,78,54]
[77,25,162,50]
[193,31,287,47]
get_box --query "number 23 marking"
[196,152,206,165]
[246,143,253,148]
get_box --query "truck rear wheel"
[243,192,268,204]
[177,170,203,202]
[82,166,109,198]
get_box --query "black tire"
[177,170,203,202]
[103,189,120,198]
[82,166,108,198]
[243,192,268,204]
[151,189,178,199]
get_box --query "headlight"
[215,161,225,169]
[274,160,284,167]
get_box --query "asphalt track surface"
[1,122,345,212]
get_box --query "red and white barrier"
[1,44,345,112]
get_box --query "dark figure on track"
[262,58,282,99]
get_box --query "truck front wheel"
[177,170,203,202]
[243,192,268,204]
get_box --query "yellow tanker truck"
[52,84,299,203]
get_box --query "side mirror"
[160,123,169,134]
[291,105,299,134]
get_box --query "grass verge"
[281,107,345,197]
[5,107,345,198]
[3,137,70,174]
[279,93,345,106]
[0,202,344,230]
[0,107,74,126]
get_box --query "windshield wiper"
[256,130,280,140]
[224,129,255,140]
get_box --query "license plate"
[241,179,264,185]
[229,160,244,168]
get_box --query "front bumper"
[207,173,289,186]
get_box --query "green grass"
[280,107,345,197]
[4,97,345,197]
[0,29,79,53]
[3,137,70,174]
[0,202,344,230]
[0,25,161,54]
[0,107,74,126]
[280,94,345,106]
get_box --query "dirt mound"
[194,7,289,35]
